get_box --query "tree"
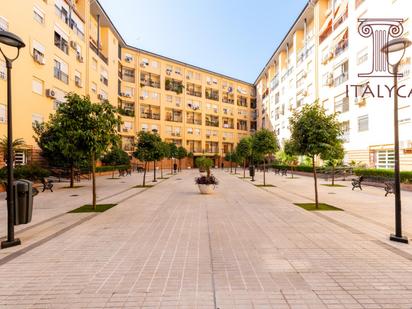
[289,102,343,208]
[151,136,164,182]
[167,143,178,174]
[176,146,187,171]
[33,103,88,188]
[195,156,213,177]
[224,151,235,173]
[283,140,299,179]
[158,142,170,179]
[251,129,279,186]
[321,141,345,186]
[0,136,25,165]
[236,137,252,178]
[101,146,131,178]
[133,131,161,186]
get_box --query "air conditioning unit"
[327,73,334,86]
[33,53,45,65]
[140,62,148,68]
[355,97,366,106]
[98,94,104,100]
[186,75,191,79]
[77,54,84,63]
[207,80,212,85]
[75,79,82,88]
[166,70,172,76]
[70,41,77,49]
[124,93,131,98]
[125,56,133,62]
[302,90,308,96]
[46,89,56,98]
[175,70,181,75]
[139,95,145,100]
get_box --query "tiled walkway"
[0,170,412,308]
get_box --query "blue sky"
[99,0,308,83]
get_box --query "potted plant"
[195,157,218,194]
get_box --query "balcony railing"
[334,72,348,86]
[54,68,68,84]
[187,90,202,97]
[187,119,202,125]
[206,120,219,127]
[118,107,135,117]
[89,41,108,64]
[140,78,160,89]
[334,39,349,57]
[140,112,160,120]
[165,116,182,122]
[55,5,85,40]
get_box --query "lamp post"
[382,37,412,244]
[0,31,25,249]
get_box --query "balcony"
[165,109,183,123]
[54,67,68,84]
[205,88,219,101]
[121,68,135,83]
[206,115,219,127]
[140,72,161,89]
[89,41,108,64]
[222,118,234,129]
[100,75,108,86]
[55,5,85,40]
[334,72,348,87]
[140,105,161,120]
[187,112,202,125]
[118,101,135,117]
[187,83,202,97]
[237,120,248,131]
[222,94,234,104]
[165,78,184,95]
[237,96,248,107]
[334,39,349,57]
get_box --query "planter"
[198,184,215,194]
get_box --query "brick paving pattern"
[0,170,411,308]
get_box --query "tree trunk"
[263,159,266,186]
[170,158,173,174]
[179,159,181,172]
[91,153,97,210]
[70,164,74,188]
[243,160,246,178]
[160,160,163,179]
[291,166,294,179]
[153,161,157,182]
[143,161,147,187]
[312,156,319,209]
[332,165,335,186]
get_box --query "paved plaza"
[0,170,412,308]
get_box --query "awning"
[334,0,348,22]
[334,28,348,44]
[319,16,332,37]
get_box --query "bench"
[118,168,132,177]
[274,168,287,176]
[351,176,364,191]
[384,181,395,197]
[41,178,54,192]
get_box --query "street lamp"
[0,31,25,249]
[382,37,412,244]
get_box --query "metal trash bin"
[249,165,255,177]
[14,180,34,225]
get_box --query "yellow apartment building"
[0,0,257,167]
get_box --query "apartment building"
[0,0,256,167]
[255,0,412,170]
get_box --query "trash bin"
[14,180,34,225]
[249,165,255,177]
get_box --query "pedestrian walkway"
[0,170,412,308]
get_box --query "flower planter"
[198,184,215,194]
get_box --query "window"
[53,88,66,110]
[358,115,369,132]
[32,40,45,64]
[333,61,349,86]
[0,16,8,31]
[33,6,45,24]
[53,59,68,84]
[15,151,27,166]
[376,150,394,169]
[32,77,44,95]
[54,28,69,54]
[0,60,6,80]
[32,113,44,125]
[74,70,82,87]
[357,48,368,65]
[334,94,349,113]
[0,104,6,123]
[141,124,148,131]
[91,82,97,93]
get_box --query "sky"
[99,0,308,83]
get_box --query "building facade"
[0,0,257,167]
[255,0,412,169]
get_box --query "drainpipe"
[304,18,307,54]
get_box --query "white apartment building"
[256,0,412,170]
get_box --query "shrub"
[0,165,50,181]
[195,175,218,185]
[354,168,412,184]
[196,157,213,173]
[95,164,130,173]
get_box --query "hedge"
[272,164,313,173]
[353,168,412,184]
[0,165,50,181]
[95,165,131,173]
